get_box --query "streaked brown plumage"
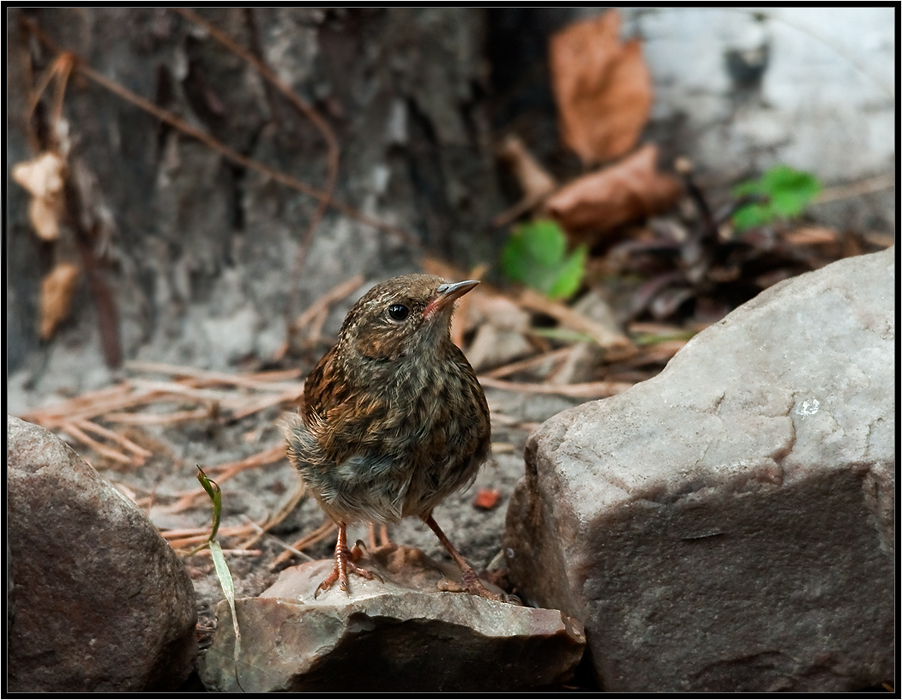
[282,273,504,600]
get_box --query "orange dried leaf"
[550,10,653,164]
[28,196,61,241]
[473,488,501,511]
[40,262,80,340]
[546,144,682,233]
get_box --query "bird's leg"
[315,522,376,597]
[422,513,509,602]
[365,522,392,549]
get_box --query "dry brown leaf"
[546,144,682,233]
[12,152,67,199]
[28,196,62,241]
[549,10,652,164]
[13,152,67,241]
[40,262,80,340]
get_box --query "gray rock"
[504,248,895,692]
[199,544,585,691]
[7,417,198,691]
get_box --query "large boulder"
[7,417,198,691]
[199,544,585,691]
[504,248,894,692]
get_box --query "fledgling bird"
[282,273,506,601]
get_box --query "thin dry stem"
[479,376,633,398]
[71,418,153,459]
[271,519,337,568]
[103,408,211,425]
[60,422,132,464]
[483,346,574,379]
[125,361,303,392]
[294,274,364,333]
[205,444,287,475]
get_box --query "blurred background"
[7,6,895,409]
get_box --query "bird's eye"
[387,304,410,321]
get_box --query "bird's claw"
[435,568,521,604]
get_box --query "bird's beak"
[423,279,479,319]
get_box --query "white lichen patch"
[795,399,820,417]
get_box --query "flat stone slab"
[199,544,585,691]
[504,248,895,692]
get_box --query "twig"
[22,382,130,415]
[167,523,259,550]
[244,368,303,381]
[270,519,336,568]
[204,444,286,475]
[71,418,153,459]
[478,376,633,398]
[237,508,314,560]
[190,548,263,557]
[293,274,364,333]
[483,346,574,379]
[160,444,287,513]
[59,421,132,464]
[227,388,303,421]
[127,379,235,403]
[22,387,167,427]
[815,174,895,204]
[125,360,303,392]
[424,257,635,357]
[103,408,211,425]
[74,223,122,367]
[489,411,542,432]
[675,157,718,246]
[515,288,635,356]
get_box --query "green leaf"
[732,179,766,197]
[501,219,586,300]
[210,539,242,687]
[732,203,772,231]
[547,244,587,300]
[731,165,821,231]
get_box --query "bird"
[282,273,508,601]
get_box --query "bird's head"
[338,273,478,362]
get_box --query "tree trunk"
[7,8,505,399]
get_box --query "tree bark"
[7,8,506,387]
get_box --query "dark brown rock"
[199,544,585,691]
[7,417,198,691]
[504,249,895,692]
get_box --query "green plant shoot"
[501,219,587,300]
[732,165,821,231]
[197,465,242,687]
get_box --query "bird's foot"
[315,542,380,598]
[440,566,521,605]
